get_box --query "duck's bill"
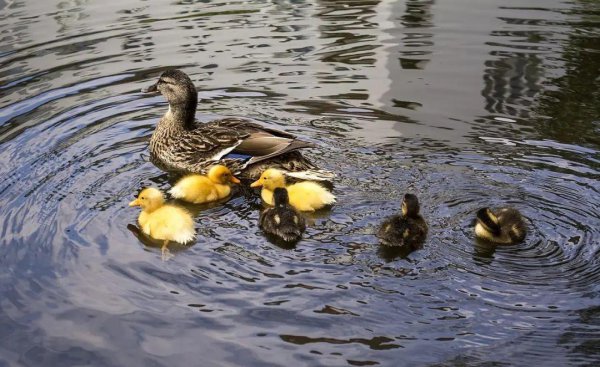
[141,83,158,93]
[230,176,241,184]
[250,180,262,188]
[128,199,140,207]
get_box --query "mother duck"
[141,69,333,180]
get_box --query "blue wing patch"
[223,153,253,162]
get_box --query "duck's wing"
[180,124,247,163]
[200,118,316,166]
[377,215,407,247]
[233,131,316,166]
[211,118,298,139]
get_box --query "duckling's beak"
[230,176,241,184]
[250,180,262,188]
[128,199,140,207]
[141,82,158,94]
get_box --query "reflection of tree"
[55,0,90,34]
[379,0,434,120]
[315,0,380,65]
[482,51,542,119]
[482,2,600,147]
[481,17,547,120]
[533,6,600,147]
[398,0,434,70]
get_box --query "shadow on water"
[126,223,193,256]
[377,244,420,262]
[0,0,600,366]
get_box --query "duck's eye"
[141,196,145,200]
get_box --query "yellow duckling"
[169,165,241,204]
[475,207,527,244]
[250,168,335,212]
[129,187,195,257]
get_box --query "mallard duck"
[475,207,527,244]
[129,187,195,257]
[259,187,306,243]
[169,164,240,204]
[250,168,335,212]
[141,69,334,180]
[377,193,428,248]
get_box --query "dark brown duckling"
[475,207,527,244]
[259,187,306,243]
[377,193,428,248]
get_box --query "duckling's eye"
[141,196,145,200]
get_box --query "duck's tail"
[285,169,336,182]
[275,150,336,182]
[241,151,336,182]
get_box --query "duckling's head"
[273,187,290,207]
[250,168,286,190]
[142,69,197,108]
[476,208,501,235]
[402,194,421,217]
[129,187,165,212]
[208,165,241,185]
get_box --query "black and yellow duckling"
[169,164,240,204]
[141,69,334,181]
[475,207,527,244]
[129,187,195,258]
[377,193,428,248]
[259,187,306,243]
[250,168,335,212]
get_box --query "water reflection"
[398,0,434,70]
[1,0,600,366]
[315,0,380,65]
[377,243,420,262]
[533,3,600,147]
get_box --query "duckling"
[259,187,306,243]
[377,193,428,248]
[475,207,527,244]
[129,187,195,257]
[250,168,335,212]
[169,165,240,204]
[141,69,334,181]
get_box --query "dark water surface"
[1,0,600,366]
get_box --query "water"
[1,0,599,365]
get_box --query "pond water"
[1,0,599,366]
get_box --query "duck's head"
[129,187,165,212]
[273,187,290,207]
[402,194,421,217]
[208,165,241,185]
[250,168,286,190]
[142,69,198,108]
[476,208,501,235]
